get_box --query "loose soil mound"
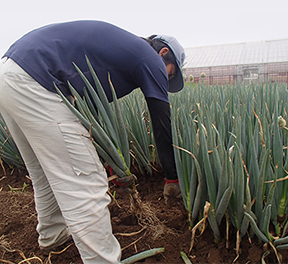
[0,166,286,263]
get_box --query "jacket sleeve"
[146,97,178,180]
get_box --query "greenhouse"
[183,38,288,85]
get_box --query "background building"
[183,39,288,85]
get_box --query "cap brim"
[168,63,184,93]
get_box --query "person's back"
[4,20,169,102]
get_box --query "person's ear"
[159,47,169,56]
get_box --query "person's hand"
[111,174,137,194]
[163,179,182,208]
[106,163,136,194]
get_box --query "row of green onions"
[170,81,288,261]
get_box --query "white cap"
[154,35,186,93]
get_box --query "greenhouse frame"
[183,38,288,85]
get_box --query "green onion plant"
[0,113,24,170]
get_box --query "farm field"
[2,79,288,263]
[0,165,286,264]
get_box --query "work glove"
[163,179,182,208]
[105,164,136,194]
[111,175,136,194]
[112,175,136,187]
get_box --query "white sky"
[1,0,287,56]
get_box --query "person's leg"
[0,58,69,248]
[0,109,70,249]
[0,58,121,263]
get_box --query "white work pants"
[0,58,121,264]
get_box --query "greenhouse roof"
[184,38,288,69]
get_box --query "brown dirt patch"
[0,166,287,263]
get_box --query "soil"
[0,165,287,264]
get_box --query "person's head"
[146,35,177,66]
[144,35,186,93]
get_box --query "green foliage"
[170,82,288,255]
[8,182,27,192]
[55,58,131,177]
[0,113,24,169]
[55,57,153,177]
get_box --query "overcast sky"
[1,0,287,56]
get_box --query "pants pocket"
[57,121,106,179]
